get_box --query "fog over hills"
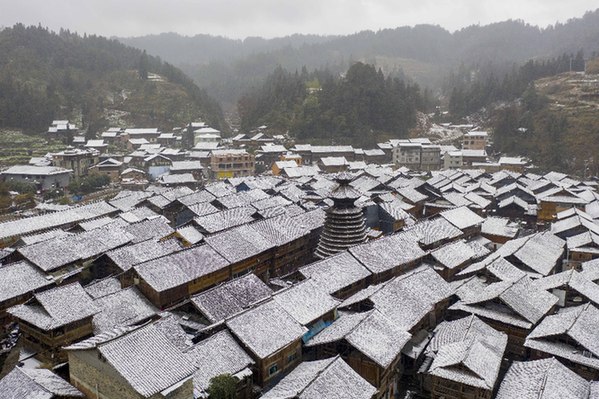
[119,9,599,108]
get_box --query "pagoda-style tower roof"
[315,173,367,259]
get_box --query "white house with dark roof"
[1,165,73,191]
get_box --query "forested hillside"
[239,63,432,147]
[119,9,599,108]
[0,24,226,134]
[488,69,599,176]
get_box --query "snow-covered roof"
[216,189,269,209]
[134,245,229,292]
[159,173,196,185]
[0,261,54,305]
[431,239,488,270]
[193,206,256,234]
[176,225,204,245]
[9,282,98,330]
[404,217,463,247]
[261,356,377,399]
[525,304,599,369]
[187,330,254,396]
[349,232,426,274]
[122,217,174,244]
[439,206,484,230]
[450,276,558,328]
[496,358,596,399]
[18,225,133,272]
[299,252,371,295]
[0,201,116,241]
[481,217,519,238]
[226,299,307,359]
[0,367,84,398]
[367,266,454,331]
[92,287,157,334]
[96,324,195,397]
[105,239,180,272]
[426,316,507,390]
[191,273,272,323]
[169,161,203,171]
[205,224,274,264]
[273,280,340,326]
[2,165,73,176]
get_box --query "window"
[287,352,298,364]
[268,363,279,376]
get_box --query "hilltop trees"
[447,51,587,118]
[0,24,227,133]
[238,62,429,146]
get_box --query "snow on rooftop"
[226,300,307,359]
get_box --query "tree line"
[447,51,586,118]
[0,24,226,134]
[238,63,433,147]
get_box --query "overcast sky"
[1,0,597,39]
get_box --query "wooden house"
[349,232,426,283]
[533,269,599,308]
[190,273,272,325]
[525,303,599,380]
[450,275,559,359]
[439,206,484,238]
[226,300,307,385]
[481,216,519,248]
[261,356,377,399]
[339,266,454,356]
[429,239,491,281]
[538,189,588,222]
[419,316,508,399]
[250,215,311,276]
[205,224,275,280]
[404,217,463,251]
[133,244,231,309]
[272,280,340,340]
[305,310,411,399]
[0,261,54,322]
[8,283,98,363]
[91,239,180,284]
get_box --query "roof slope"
[261,356,377,399]
[226,300,307,359]
[97,324,196,397]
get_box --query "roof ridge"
[295,356,340,397]
[536,359,557,399]
[18,367,55,396]
[566,303,590,332]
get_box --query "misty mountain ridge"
[117,9,599,108]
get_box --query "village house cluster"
[1,153,599,398]
[1,119,529,198]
